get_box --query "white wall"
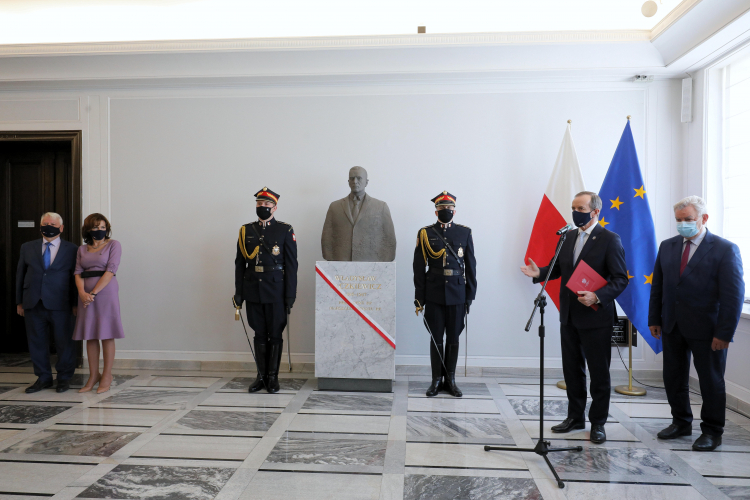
[0,55,686,371]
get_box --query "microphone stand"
[484,229,581,489]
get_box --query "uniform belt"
[430,268,462,276]
[253,265,284,273]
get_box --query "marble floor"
[0,368,747,499]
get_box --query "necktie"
[43,242,51,270]
[679,241,691,275]
[352,197,361,220]
[573,231,586,264]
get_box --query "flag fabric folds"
[525,123,586,311]
[598,121,661,354]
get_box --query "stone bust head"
[348,166,369,197]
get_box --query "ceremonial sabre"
[232,297,268,391]
[416,303,449,377]
[286,307,292,372]
[464,309,469,377]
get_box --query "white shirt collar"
[684,227,707,246]
[44,237,60,247]
[578,223,596,236]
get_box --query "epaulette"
[455,223,472,231]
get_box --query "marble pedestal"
[315,261,396,392]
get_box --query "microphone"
[556,224,576,235]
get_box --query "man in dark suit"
[234,188,298,394]
[649,196,745,451]
[521,191,628,443]
[16,212,78,393]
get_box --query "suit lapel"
[341,198,354,225]
[35,239,45,268]
[353,194,369,226]
[574,224,602,267]
[47,240,65,270]
[679,230,714,281]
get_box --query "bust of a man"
[321,166,397,262]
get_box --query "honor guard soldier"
[413,191,477,397]
[234,188,298,393]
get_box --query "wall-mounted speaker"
[681,77,693,123]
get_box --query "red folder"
[566,260,608,311]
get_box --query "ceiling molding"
[0,30,651,57]
[651,0,704,41]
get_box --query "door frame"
[1,130,83,362]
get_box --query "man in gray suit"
[321,166,397,262]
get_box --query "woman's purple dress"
[73,240,124,341]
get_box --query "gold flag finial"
[567,119,572,124]
[627,115,631,121]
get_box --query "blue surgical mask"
[676,221,699,238]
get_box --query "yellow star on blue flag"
[598,121,660,353]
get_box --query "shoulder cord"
[238,226,259,261]
[419,228,446,265]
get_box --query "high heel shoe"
[96,375,112,394]
[79,375,101,393]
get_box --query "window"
[722,54,750,295]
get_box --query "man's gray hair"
[40,212,63,225]
[673,195,707,216]
[575,191,603,211]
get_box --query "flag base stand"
[556,381,567,390]
[614,321,647,397]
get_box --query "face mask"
[89,229,106,241]
[256,206,273,220]
[572,210,592,228]
[40,225,61,238]
[437,209,454,224]
[676,221,699,238]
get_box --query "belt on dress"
[430,268,462,276]
[80,271,112,278]
[252,265,284,273]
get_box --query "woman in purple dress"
[73,213,124,393]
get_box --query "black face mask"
[40,225,61,238]
[256,206,273,220]
[89,229,106,241]
[437,209,454,224]
[572,210,592,228]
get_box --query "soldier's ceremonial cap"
[255,187,280,204]
[431,191,456,207]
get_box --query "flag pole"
[556,120,573,393]
[615,320,646,396]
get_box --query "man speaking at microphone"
[521,191,628,444]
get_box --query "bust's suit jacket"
[648,230,744,342]
[16,238,78,310]
[321,194,396,262]
[534,224,629,330]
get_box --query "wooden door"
[0,136,81,354]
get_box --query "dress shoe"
[590,424,606,444]
[25,379,53,393]
[657,424,692,440]
[55,380,70,393]
[692,433,722,451]
[551,418,585,433]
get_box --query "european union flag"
[599,121,661,353]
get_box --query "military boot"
[248,341,267,393]
[266,341,283,394]
[426,342,444,397]
[444,344,463,398]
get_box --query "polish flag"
[524,123,585,310]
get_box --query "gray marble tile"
[239,470,382,500]
[68,374,136,388]
[408,382,491,397]
[548,447,677,476]
[0,385,20,395]
[78,464,235,499]
[717,486,750,499]
[610,385,670,402]
[301,393,393,412]
[0,404,72,424]
[407,443,526,470]
[100,388,202,406]
[2,429,139,457]
[635,419,750,447]
[404,475,541,500]
[222,377,307,391]
[674,450,750,477]
[407,415,513,443]
[509,398,611,420]
[265,433,387,466]
[562,482,706,500]
[173,410,279,432]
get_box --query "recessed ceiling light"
[642,0,658,17]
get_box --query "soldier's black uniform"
[413,192,477,397]
[235,188,298,393]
